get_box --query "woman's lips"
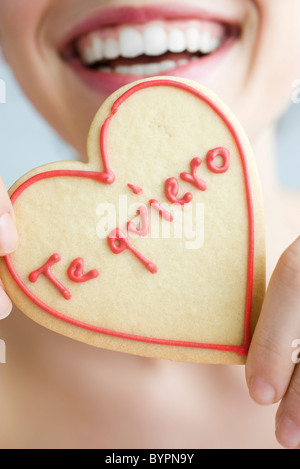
[58,5,241,51]
[60,5,240,97]
[76,20,226,66]
[68,38,237,97]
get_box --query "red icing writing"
[99,119,116,184]
[165,178,193,205]
[29,254,72,300]
[68,258,99,283]
[150,200,174,222]
[180,158,207,191]
[206,147,230,174]
[127,206,149,237]
[5,79,254,356]
[128,184,143,195]
[108,228,157,274]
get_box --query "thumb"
[0,176,18,256]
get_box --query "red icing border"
[5,79,254,356]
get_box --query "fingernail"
[0,301,12,320]
[276,416,300,449]
[0,213,18,255]
[0,289,12,320]
[250,377,276,405]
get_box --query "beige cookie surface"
[0,77,265,364]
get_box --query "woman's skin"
[0,0,300,449]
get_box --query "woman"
[0,0,299,449]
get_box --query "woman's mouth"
[60,6,240,96]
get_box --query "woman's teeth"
[108,59,193,76]
[76,20,225,75]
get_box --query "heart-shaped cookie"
[0,77,265,364]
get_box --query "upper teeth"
[78,21,224,66]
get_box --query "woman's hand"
[0,176,18,319]
[246,236,300,449]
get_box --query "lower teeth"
[98,58,195,75]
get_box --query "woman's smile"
[59,5,240,95]
[0,0,300,450]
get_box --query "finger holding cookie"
[246,236,300,448]
[0,176,18,319]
